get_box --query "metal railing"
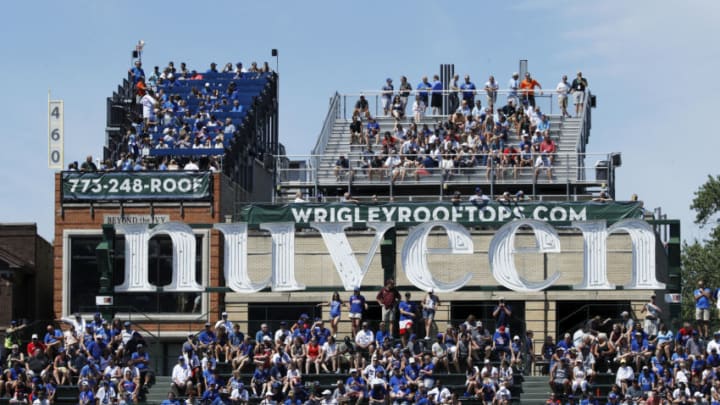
[276,151,615,197]
[339,88,569,120]
[310,93,342,195]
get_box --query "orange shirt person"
[520,73,542,107]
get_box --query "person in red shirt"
[539,136,557,163]
[520,73,542,107]
[376,279,400,338]
[26,334,46,357]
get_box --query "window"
[68,234,205,314]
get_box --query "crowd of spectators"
[537,290,720,404]
[108,59,273,171]
[165,284,533,405]
[343,72,589,184]
[1,314,154,405]
[66,154,221,173]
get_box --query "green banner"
[62,171,212,201]
[238,201,644,228]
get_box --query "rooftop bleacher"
[105,60,279,194]
[277,72,614,203]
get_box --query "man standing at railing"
[449,74,460,114]
[571,72,588,116]
[399,76,412,112]
[484,76,499,112]
[520,73,542,108]
[381,78,394,116]
[460,75,476,106]
[556,75,572,118]
[417,76,432,109]
[430,75,443,116]
[507,72,520,107]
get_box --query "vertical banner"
[48,96,64,170]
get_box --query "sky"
[0,1,718,243]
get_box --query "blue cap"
[386,78,392,82]
[178,355,185,361]
[609,393,617,399]
[475,187,481,193]
[409,334,416,340]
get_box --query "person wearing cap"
[214,312,233,333]
[492,297,513,331]
[170,355,192,397]
[380,78,394,116]
[376,279,401,338]
[460,75,476,106]
[695,280,713,339]
[398,292,416,346]
[548,355,571,396]
[507,72,520,107]
[195,323,216,353]
[468,186,490,205]
[614,358,634,389]
[318,388,336,405]
[26,333,46,357]
[348,288,368,338]
[640,295,663,338]
[345,368,365,401]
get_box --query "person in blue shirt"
[375,322,389,346]
[416,76,432,108]
[78,381,95,405]
[460,75,476,106]
[43,324,63,356]
[129,60,145,84]
[160,391,180,405]
[345,369,366,402]
[492,297,513,330]
[694,280,712,339]
[398,292,416,346]
[348,288,367,338]
[131,344,155,388]
[492,326,512,362]
[251,364,269,397]
[86,335,106,361]
[197,323,217,351]
[430,75,443,115]
[318,291,345,338]
[419,354,435,388]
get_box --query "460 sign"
[62,172,212,201]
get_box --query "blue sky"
[0,1,718,242]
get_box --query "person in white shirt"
[95,380,117,405]
[484,76,499,111]
[614,359,635,390]
[171,357,192,396]
[556,75,571,118]
[319,389,337,405]
[507,72,520,107]
[354,322,375,369]
[183,159,199,171]
[140,90,158,126]
[292,192,306,203]
[230,383,249,404]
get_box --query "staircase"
[143,375,172,404]
[519,375,551,404]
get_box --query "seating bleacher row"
[133,72,273,156]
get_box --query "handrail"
[311,92,341,161]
